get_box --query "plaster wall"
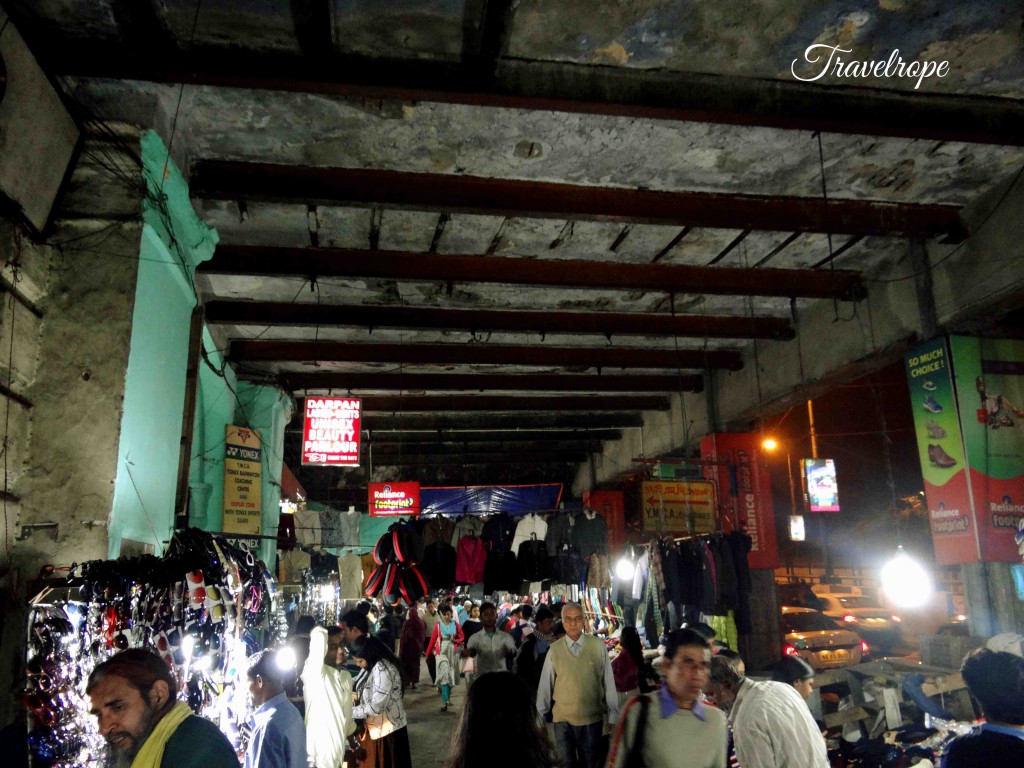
[0,119,152,719]
[16,209,142,572]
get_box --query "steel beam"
[369,451,588,466]
[362,413,642,430]
[356,395,670,412]
[278,372,701,393]
[229,340,743,370]
[191,163,962,240]
[202,245,865,301]
[364,440,600,455]
[360,429,623,444]
[34,40,1024,146]
[206,300,794,340]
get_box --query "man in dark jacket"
[514,606,555,690]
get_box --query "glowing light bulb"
[319,584,336,603]
[615,556,636,581]
[880,548,933,608]
[182,635,197,658]
[275,646,297,671]
[762,438,779,451]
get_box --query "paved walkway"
[404,659,467,768]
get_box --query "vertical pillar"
[741,569,782,670]
[961,563,995,637]
[234,382,294,565]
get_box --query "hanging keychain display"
[22,528,281,768]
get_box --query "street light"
[880,546,933,608]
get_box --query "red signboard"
[700,432,780,570]
[369,482,421,516]
[302,397,361,466]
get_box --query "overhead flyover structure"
[11,0,1024,492]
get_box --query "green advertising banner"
[949,336,1024,562]
[905,338,978,564]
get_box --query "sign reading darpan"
[302,397,361,466]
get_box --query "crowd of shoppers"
[85,593,1017,768]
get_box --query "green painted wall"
[186,326,239,531]
[108,132,218,556]
[234,382,294,565]
[109,131,294,564]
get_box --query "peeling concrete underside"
[11,0,1024,489]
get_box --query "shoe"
[442,703,448,711]
[925,419,947,439]
[923,380,937,391]
[928,444,957,469]
[923,396,943,414]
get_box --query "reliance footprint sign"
[302,397,361,466]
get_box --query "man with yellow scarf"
[87,648,239,768]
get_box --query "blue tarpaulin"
[421,484,564,517]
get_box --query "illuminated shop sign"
[368,482,421,516]
[302,397,361,466]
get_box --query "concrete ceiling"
[9,0,1024,494]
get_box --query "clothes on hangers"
[294,503,321,547]
[455,535,487,584]
[481,512,516,552]
[421,516,455,548]
[319,508,345,548]
[338,551,364,600]
[419,541,457,590]
[545,513,574,556]
[338,506,361,548]
[452,515,484,541]
[483,549,519,593]
[278,513,298,552]
[516,536,550,582]
[511,513,548,554]
[572,511,607,558]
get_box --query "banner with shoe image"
[949,336,1024,562]
[905,338,977,564]
[906,336,1024,564]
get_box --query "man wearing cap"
[87,648,238,768]
[537,602,619,768]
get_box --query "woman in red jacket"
[426,604,465,711]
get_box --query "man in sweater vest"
[537,603,619,768]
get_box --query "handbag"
[624,694,650,768]
[459,655,476,674]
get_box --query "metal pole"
[807,399,832,580]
